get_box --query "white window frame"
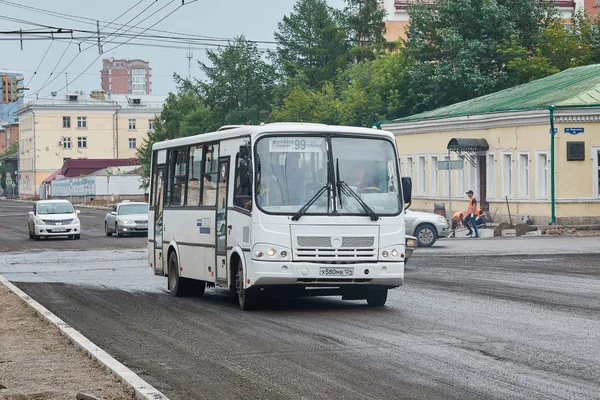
[468,157,479,198]
[535,151,549,199]
[77,136,87,149]
[518,152,530,198]
[129,138,137,149]
[486,153,496,199]
[63,137,71,150]
[441,154,450,196]
[502,152,513,198]
[593,146,600,198]
[148,119,155,131]
[454,154,465,197]
[417,155,426,195]
[429,155,439,195]
[128,119,136,130]
[77,116,87,128]
[405,156,414,182]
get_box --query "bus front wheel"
[366,288,388,306]
[168,251,187,297]
[236,263,258,310]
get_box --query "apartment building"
[383,0,591,42]
[100,58,152,95]
[0,120,19,154]
[15,92,165,198]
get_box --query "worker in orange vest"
[464,190,479,237]
[451,211,465,232]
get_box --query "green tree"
[198,35,276,125]
[136,90,211,189]
[274,0,350,90]
[343,0,388,61]
[270,83,343,124]
[405,0,558,111]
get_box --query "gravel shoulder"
[0,283,136,400]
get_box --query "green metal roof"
[391,64,600,122]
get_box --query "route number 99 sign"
[269,137,325,152]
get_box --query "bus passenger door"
[215,157,230,283]
[153,165,165,275]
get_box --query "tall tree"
[269,83,343,124]
[405,0,558,111]
[198,35,276,125]
[343,0,388,61]
[274,0,351,89]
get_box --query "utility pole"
[97,20,103,55]
[186,43,193,80]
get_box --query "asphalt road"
[1,199,600,400]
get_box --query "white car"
[405,209,449,247]
[104,201,149,237]
[28,200,81,240]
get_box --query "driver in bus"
[349,165,375,192]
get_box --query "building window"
[468,158,478,196]
[129,138,136,149]
[441,154,450,196]
[148,119,154,131]
[536,152,548,199]
[486,153,496,198]
[454,155,465,196]
[502,153,513,198]
[63,137,72,150]
[405,156,414,182]
[77,117,87,128]
[62,116,71,128]
[128,119,136,130]
[77,137,87,149]
[430,155,439,195]
[518,152,530,198]
[417,155,426,195]
[593,147,600,198]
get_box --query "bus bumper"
[247,260,404,288]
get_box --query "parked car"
[104,201,149,237]
[28,199,81,240]
[405,209,449,247]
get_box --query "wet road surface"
[2,200,600,399]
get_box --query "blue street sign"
[564,127,584,135]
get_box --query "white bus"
[148,123,412,310]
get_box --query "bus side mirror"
[401,176,412,204]
[239,159,252,188]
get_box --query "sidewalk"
[0,276,168,400]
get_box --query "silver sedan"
[104,201,149,237]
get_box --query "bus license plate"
[319,267,354,277]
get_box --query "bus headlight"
[379,245,403,262]
[252,244,292,261]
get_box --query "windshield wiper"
[291,184,329,221]
[337,181,379,221]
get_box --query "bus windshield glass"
[255,135,401,216]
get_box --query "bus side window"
[186,145,202,207]
[168,148,188,207]
[202,145,218,206]
[234,153,252,211]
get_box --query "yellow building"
[381,64,600,226]
[15,93,165,198]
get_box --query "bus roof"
[151,122,395,151]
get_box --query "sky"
[0,0,347,100]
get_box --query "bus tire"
[168,251,187,297]
[366,288,388,306]
[236,263,258,310]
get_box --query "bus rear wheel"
[366,288,388,306]
[168,251,187,297]
[236,263,258,310]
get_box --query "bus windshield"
[255,135,401,216]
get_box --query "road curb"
[0,274,169,400]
